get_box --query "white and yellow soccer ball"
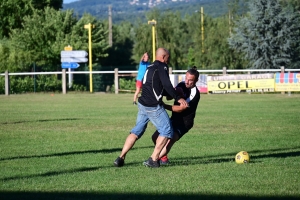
[235,151,250,164]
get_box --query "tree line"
[0,0,299,93]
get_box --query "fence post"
[223,67,227,75]
[288,71,291,96]
[62,69,66,94]
[5,70,9,96]
[169,67,172,74]
[114,68,119,94]
[281,66,285,95]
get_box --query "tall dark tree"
[132,20,152,65]
[32,0,63,10]
[4,8,108,72]
[133,9,190,69]
[100,21,135,69]
[0,0,63,38]
[228,0,300,69]
[280,0,300,12]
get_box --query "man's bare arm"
[163,102,188,113]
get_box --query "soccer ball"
[235,151,250,164]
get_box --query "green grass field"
[0,93,299,200]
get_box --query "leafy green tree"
[132,7,249,70]
[8,8,77,71]
[0,38,33,72]
[280,0,300,11]
[132,20,153,64]
[197,16,240,69]
[0,0,62,38]
[181,9,248,70]
[100,21,135,68]
[151,10,189,69]
[0,0,33,38]
[133,9,190,69]
[74,13,109,61]
[32,0,63,10]
[228,0,300,69]
[7,8,109,72]
[90,21,136,92]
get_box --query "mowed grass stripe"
[0,93,299,199]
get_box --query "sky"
[63,0,78,4]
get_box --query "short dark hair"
[187,66,199,81]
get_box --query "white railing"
[1,67,299,95]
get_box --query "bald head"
[156,48,170,64]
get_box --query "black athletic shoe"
[143,157,160,168]
[114,157,124,167]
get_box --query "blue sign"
[61,62,80,69]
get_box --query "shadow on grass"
[1,147,299,183]
[0,166,103,182]
[0,191,298,200]
[0,148,122,162]
[0,118,80,125]
[169,147,300,166]
[0,146,152,162]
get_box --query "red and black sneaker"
[160,155,169,165]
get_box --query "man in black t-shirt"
[151,67,201,164]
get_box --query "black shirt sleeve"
[158,65,180,101]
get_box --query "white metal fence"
[1,67,299,95]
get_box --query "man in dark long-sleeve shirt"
[138,60,181,107]
[114,48,188,168]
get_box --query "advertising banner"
[275,73,300,91]
[207,74,275,93]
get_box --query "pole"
[229,10,231,35]
[84,23,94,93]
[201,7,204,53]
[114,68,119,94]
[88,23,93,93]
[33,62,36,93]
[62,69,66,94]
[5,70,9,96]
[148,19,157,62]
[68,68,73,88]
[108,5,113,47]
[152,24,155,61]
[281,66,285,95]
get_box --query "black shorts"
[171,120,189,140]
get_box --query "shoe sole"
[160,162,169,165]
[114,163,124,167]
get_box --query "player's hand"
[179,102,189,109]
[178,98,188,107]
[141,52,149,62]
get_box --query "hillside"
[63,0,231,23]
